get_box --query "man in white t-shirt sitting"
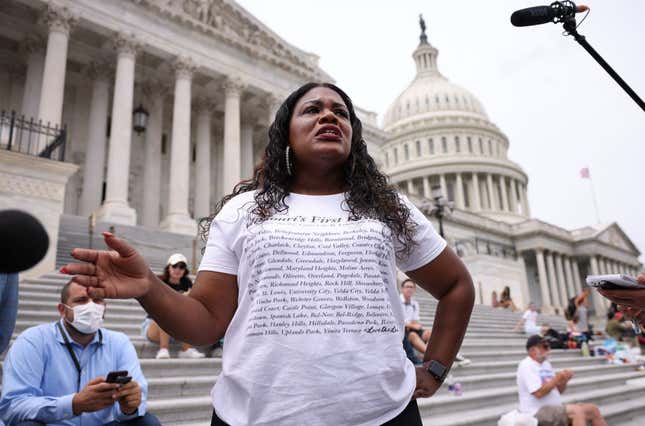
[514,303,541,334]
[517,335,607,426]
[400,279,470,366]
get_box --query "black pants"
[211,399,422,425]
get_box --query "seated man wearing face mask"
[0,281,160,426]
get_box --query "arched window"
[467,136,473,153]
[404,144,410,161]
[441,137,447,153]
[455,136,461,153]
[428,138,434,154]
[416,140,421,157]
[394,148,399,164]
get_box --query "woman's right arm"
[138,271,237,345]
[64,232,237,346]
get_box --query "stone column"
[20,36,45,121]
[37,5,76,151]
[545,251,561,309]
[194,97,214,220]
[222,78,244,195]
[563,256,577,297]
[455,173,465,209]
[589,256,607,315]
[486,173,496,210]
[535,249,553,309]
[554,254,568,302]
[266,93,281,126]
[440,174,447,199]
[509,179,518,214]
[161,57,197,235]
[406,180,415,195]
[140,82,166,228]
[521,183,531,217]
[472,173,482,211]
[422,176,431,199]
[570,258,583,294]
[97,34,139,225]
[79,62,112,216]
[500,175,509,212]
[240,122,254,179]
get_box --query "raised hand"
[61,232,154,300]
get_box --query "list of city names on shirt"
[244,217,399,338]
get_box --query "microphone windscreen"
[510,6,555,27]
[0,210,49,273]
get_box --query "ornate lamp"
[132,104,149,134]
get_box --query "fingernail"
[60,266,68,274]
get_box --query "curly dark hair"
[200,82,416,257]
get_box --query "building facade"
[0,0,641,315]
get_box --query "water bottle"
[445,374,455,394]
[581,341,590,357]
[453,382,463,397]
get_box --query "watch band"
[423,360,449,383]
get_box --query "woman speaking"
[62,82,475,425]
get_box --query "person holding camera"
[0,281,159,425]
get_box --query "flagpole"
[588,175,601,224]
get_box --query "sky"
[238,0,645,262]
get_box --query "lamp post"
[421,185,454,238]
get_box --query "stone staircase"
[3,272,645,425]
[56,214,200,272]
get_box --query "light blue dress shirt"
[0,320,148,425]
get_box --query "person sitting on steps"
[400,279,471,366]
[140,254,205,359]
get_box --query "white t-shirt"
[517,356,562,415]
[400,294,421,324]
[199,191,446,425]
[522,310,538,333]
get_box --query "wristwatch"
[423,360,449,383]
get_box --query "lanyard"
[56,322,102,390]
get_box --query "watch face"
[427,360,447,381]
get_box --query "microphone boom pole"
[561,17,645,112]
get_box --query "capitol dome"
[380,17,530,224]
[383,38,488,130]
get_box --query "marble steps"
[423,380,645,426]
[460,348,579,363]
[419,374,645,421]
[440,363,641,394]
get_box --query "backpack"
[565,297,577,320]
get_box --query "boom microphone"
[511,2,589,27]
[0,210,49,273]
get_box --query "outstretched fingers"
[71,274,102,289]
[71,248,100,264]
[61,262,97,277]
[103,232,137,259]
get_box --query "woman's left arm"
[406,246,475,397]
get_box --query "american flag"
[580,167,590,179]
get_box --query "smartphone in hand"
[106,370,132,384]
[586,274,643,290]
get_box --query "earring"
[285,146,293,176]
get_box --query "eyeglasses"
[540,343,551,350]
[170,263,187,270]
